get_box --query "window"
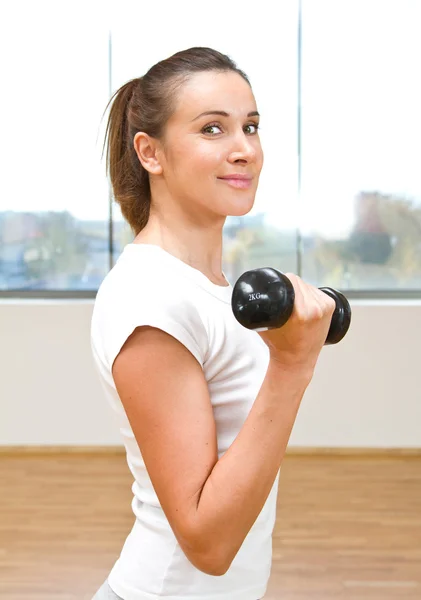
[300,0,421,291]
[1,1,420,296]
[0,3,110,292]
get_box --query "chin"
[224,195,256,217]
[226,205,254,217]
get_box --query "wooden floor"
[0,451,420,599]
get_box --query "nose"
[227,130,258,164]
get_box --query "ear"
[133,132,163,175]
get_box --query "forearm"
[192,359,313,572]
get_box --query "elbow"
[178,518,232,576]
[195,540,235,576]
[200,554,231,577]
[193,553,230,577]
[182,536,231,577]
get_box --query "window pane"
[0,3,110,291]
[112,203,134,265]
[110,0,299,285]
[300,0,421,290]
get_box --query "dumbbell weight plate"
[319,287,352,345]
[231,267,295,331]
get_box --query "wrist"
[268,352,315,384]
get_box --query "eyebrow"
[191,110,260,122]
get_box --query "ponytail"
[102,77,151,235]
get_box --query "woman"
[91,46,334,600]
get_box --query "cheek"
[195,143,223,164]
[254,142,264,168]
[181,144,223,181]
[173,139,216,163]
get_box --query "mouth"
[217,175,253,189]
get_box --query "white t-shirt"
[90,243,280,600]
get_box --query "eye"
[244,123,260,134]
[202,123,223,135]
[201,122,260,136]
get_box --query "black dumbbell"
[231,267,351,345]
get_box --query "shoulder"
[91,255,208,372]
[95,254,202,319]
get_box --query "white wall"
[1,300,420,448]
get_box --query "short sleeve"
[92,276,209,375]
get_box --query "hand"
[257,273,336,372]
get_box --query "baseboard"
[0,445,126,455]
[0,445,420,457]
[285,446,421,457]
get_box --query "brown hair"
[101,47,250,235]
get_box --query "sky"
[1,0,420,239]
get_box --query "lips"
[218,174,252,181]
[217,175,253,189]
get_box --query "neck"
[133,213,227,286]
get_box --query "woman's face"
[156,70,264,222]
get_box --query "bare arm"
[189,359,311,574]
[112,325,311,577]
